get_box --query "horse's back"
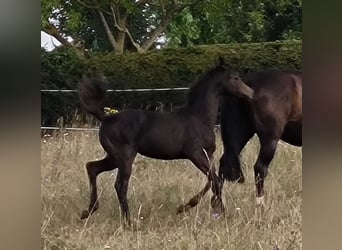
[99,109,146,145]
[135,111,190,159]
[246,70,302,122]
[245,70,292,93]
[136,111,215,159]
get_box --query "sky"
[41,30,165,51]
[41,31,61,51]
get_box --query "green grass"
[41,132,302,250]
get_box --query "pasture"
[41,131,301,250]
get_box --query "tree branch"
[43,21,85,57]
[136,0,150,5]
[159,0,166,13]
[175,0,204,12]
[43,22,73,47]
[75,0,113,16]
[141,14,173,51]
[110,3,144,53]
[74,0,203,53]
[97,10,118,51]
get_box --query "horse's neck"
[189,90,220,127]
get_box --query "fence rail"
[41,125,221,131]
[41,87,190,93]
[41,126,100,131]
[42,87,191,131]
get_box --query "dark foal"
[219,69,302,205]
[79,58,254,224]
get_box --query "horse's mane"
[187,65,225,106]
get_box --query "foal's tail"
[79,74,107,121]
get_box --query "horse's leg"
[219,96,254,183]
[177,149,215,214]
[253,136,279,207]
[114,151,136,225]
[81,156,115,219]
[178,150,224,214]
[177,151,215,213]
[219,128,254,183]
[177,180,211,214]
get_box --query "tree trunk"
[141,14,172,51]
[115,32,126,54]
[98,10,119,52]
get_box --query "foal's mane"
[187,65,226,106]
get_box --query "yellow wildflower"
[104,107,119,115]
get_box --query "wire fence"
[41,126,99,131]
[41,87,193,131]
[41,87,190,93]
[41,125,221,131]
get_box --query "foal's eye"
[234,76,239,80]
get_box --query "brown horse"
[78,58,254,224]
[219,69,302,206]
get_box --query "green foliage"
[167,9,202,47]
[41,0,208,53]
[85,40,301,89]
[167,0,302,46]
[41,40,302,126]
[41,46,86,126]
[42,0,301,53]
[41,0,60,25]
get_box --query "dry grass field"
[41,131,302,250]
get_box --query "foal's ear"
[82,74,89,81]
[94,73,107,83]
[216,56,232,70]
[217,56,225,66]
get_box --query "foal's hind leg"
[81,156,115,219]
[178,150,224,214]
[177,180,211,214]
[177,151,214,213]
[177,151,212,213]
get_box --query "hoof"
[123,220,141,231]
[211,196,225,215]
[123,221,133,229]
[176,205,187,214]
[80,210,90,220]
[256,196,265,207]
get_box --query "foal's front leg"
[113,150,136,226]
[115,165,133,225]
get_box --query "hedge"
[41,40,302,127]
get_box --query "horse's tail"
[79,74,107,122]
[219,94,254,183]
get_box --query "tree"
[165,0,302,47]
[41,0,205,54]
